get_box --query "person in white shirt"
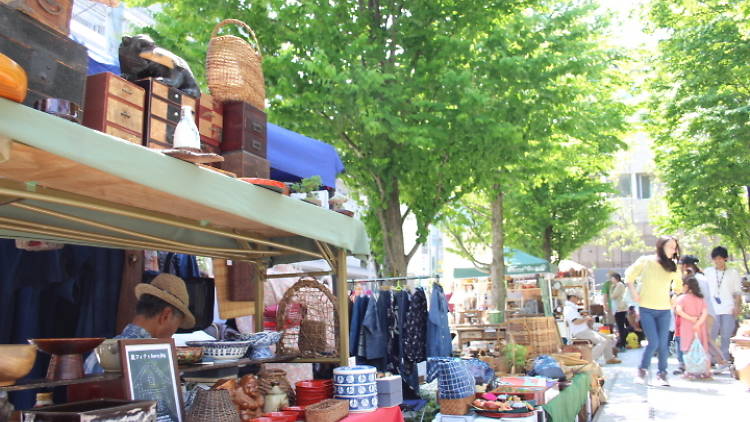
[564,295,621,365]
[704,246,744,369]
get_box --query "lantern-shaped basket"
[276,278,338,358]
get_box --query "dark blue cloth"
[464,358,495,384]
[639,307,672,374]
[426,284,452,357]
[87,57,121,76]
[349,295,369,356]
[0,240,124,410]
[267,123,345,188]
[363,294,386,360]
[395,291,420,395]
[528,355,564,380]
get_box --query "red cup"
[281,406,305,420]
[251,418,276,422]
[264,412,298,422]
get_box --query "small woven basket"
[187,389,241,422]
[438,396,474,416]
[299,319,327,355]
[305,399,349,422]
[206,19,265,110]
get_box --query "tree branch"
[401,207,411,224]
[446,227,491,270]
[405,241,420,264]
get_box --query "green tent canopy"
[453,248,551,277]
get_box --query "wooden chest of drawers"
[0,2,87,107]
[221,101,267,157]
[196,94,223,152]
[1,0,74,36]
[220,150,270,179]
[135,78,199,148]
[83,72,145,144]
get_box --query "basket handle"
[211,19,262,55]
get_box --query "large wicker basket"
[277,278,338,358]
[438,396,474,416]
[305,399,349,422]
[506,316,561,357]
[187,389,240,422]
[206,19,265,110]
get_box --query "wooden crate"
[83,72,146,144]
[506,316,561,356]
[1,0,73,36]
[220,150,270,179]
[221,101,267,156]
[0,2,87,107]
[196,93,223,152]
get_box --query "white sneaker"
[636,368,649,385]
[713,364,729,375]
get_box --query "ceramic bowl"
[338,394,377,413]
[185,340,251,360]
[0,345,37,386]
[95,339,121,372]
[176,346,204,364]
[240,331,282,347]
[29,338,105,355]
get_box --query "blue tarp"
[268,123,345,188]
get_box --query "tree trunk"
[543,225,553,263]
[490,186,506,317]
[739,244,750,275]
[375,181,408,277]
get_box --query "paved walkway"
[594,346,748,421]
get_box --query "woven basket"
[206,19,265,110]
[277,278,338,358]
[187,389,240,422]
[438,396,474,416]
[506,316,561,356]
[305,399,349,422]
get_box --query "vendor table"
[341,406,404,422]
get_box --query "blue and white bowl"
[335,383,377,396]
[185,340,252,361]
[238,331,281,359]
[333,365,376,385]
[336,393,377,413]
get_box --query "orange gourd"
[0,53,27,103]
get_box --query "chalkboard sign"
[120,339,185,422]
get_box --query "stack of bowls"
[295,380,333,406]
[333,365,377,413]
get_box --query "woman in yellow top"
[625,236,681,387]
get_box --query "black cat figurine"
[119,34,201,98]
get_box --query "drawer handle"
[211,127,221,133]
[252,140,262,150]
[37,0,62,16]
[252,122,263,132]
[202,111,214,119]
[120,110,131,119]
[121,86,133,95]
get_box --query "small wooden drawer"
[151,97,181,124]
[107,75,145,106]
[220,150,270,178]
[105,125,142,144]
[105,99,143,134]
[147,117,176,145]
[461,330,483,340]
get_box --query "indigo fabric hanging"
[362,294,386,360]
[427,283,452,357]
[349,295,369,356]
[403,287,427,371]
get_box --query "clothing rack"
[347,274,440,284]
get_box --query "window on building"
[636,173,651,199]
[617,174,631,197]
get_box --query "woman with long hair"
[625,236,681,386]
[675,276,711,379]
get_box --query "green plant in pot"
[503,343,528,375]
[291,176,323,206]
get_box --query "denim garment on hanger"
[427,283,452,357]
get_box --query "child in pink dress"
[675,276,710,379]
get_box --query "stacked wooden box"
[135,78,199,150]
[220,101,270,179]
[83,73,146,144]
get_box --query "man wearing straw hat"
[85,273,195,373]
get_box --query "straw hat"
[135,273,195,329]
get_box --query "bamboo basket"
[206,19,265,110]
[506,316,561,356]
[305,399,349,422]
[187,389,240,422]
[438,396,474,416]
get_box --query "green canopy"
[453,248,551,277]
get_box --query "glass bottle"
[172,105,201,150]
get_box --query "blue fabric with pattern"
[426,358,475,399]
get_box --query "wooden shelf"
[0,373,121,392]
[0,355,299,392]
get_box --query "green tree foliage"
[441,0,628,308]
[129,0,533,276]
[648,0,750,271]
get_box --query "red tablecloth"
[340,406,404,422]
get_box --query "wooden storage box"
[22,399,156,422]
[221,101,267,156]
[227,260,257,302]
[0,2,87,107]
[83,72,145,144]
[1,0,73,36]
[196,93,223,152]
[220,150,270,179]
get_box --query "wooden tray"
[163,148,224,164]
